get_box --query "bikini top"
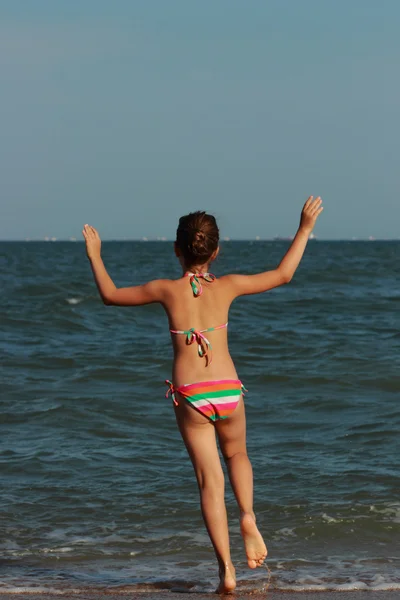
[169,272,228,365]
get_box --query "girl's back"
[165,274,237,385]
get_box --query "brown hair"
[176,211,219,266]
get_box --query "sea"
[1,240,399,595]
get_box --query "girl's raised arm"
[82,225,167,306]
[225,196,323,297]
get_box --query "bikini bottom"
[165,379,247,422]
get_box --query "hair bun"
[194,230,206,242]
[190,230,208,257]
[176,211,219,265]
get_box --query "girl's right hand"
[300,196,323,234]
[82,224,102,260]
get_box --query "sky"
[0,0,399,240]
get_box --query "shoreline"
[0,591,399,599]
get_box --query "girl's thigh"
[215,395,248,459]
[174,394,223,486]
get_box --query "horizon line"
[0,237,399,242]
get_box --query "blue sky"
[1,1,398,240]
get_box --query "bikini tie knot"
[185,272,216,297]
[186,328,213,364]
[165,380,178,406]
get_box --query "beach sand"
[0,592,398,599]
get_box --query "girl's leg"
[175,399,236,593]
[216,396,267,569]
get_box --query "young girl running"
[83,196,323,593]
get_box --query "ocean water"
[0,240,399,594]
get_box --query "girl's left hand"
[82,224,101,260]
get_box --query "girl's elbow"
[281,272,293,284]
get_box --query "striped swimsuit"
[165,272,246,422]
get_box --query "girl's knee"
[222,449,248,462]
[196,467,225,492]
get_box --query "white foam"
[321,512,340,523]
[2,578,400,594]
[66,297,84,305]
[272,574,400,593]
[370,502,400,523]
[372,582,400,590]
[41,546,75,554]
[336,581,369,590]
[371,573,400,590]
[53,546,74,553]
[274,527,297,540]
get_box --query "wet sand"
[0,592,398,599]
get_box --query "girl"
[83,196,323,593]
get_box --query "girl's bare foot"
[240,512,268,569]
[216,561,236,594]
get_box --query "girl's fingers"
[304,196,313,209]
[90,225,100,238]
[303,197,321,216]
[310,198,322,214]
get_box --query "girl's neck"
[183,264,211,275]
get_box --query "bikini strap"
[165,380,178,406]
[169,322,228,366]
[185,272,216,297]
[185,328,213,364]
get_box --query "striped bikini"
[165,272,246,422]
